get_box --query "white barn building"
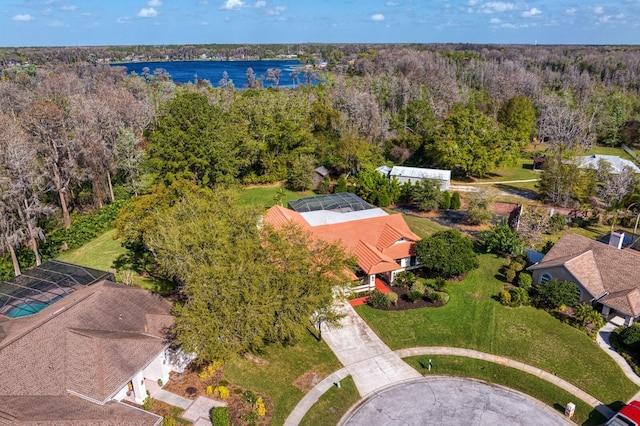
[376,165,452,190]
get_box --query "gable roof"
[529,232,640,315]
[265,202,420,276]
[0,279,171,424]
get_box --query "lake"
[111,59,303,88]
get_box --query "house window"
[539,273,552,284]
[410,256,417,267]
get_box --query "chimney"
[609,232,625,250]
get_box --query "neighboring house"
[575,154,640,174]
[265,193,421,292]
[0,261,189,425]
[528,232,640,326]
[376,165,452,190]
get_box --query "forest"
[1,43,639,279]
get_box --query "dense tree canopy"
[415,230,479,278]
[141,187,354,360]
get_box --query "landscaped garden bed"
[164,361,273,425]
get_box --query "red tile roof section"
[264,205,420,275]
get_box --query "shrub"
[407,290,423,303]
[517,273,533,290]
[387,292,398,306]
[244,390,257,404]
[411,280,425,295]
[504,268,517,283]
[335,175,348,193]
[536,278,579,309]
[478,224,525,257]
[429,277,447,291]
[415,230,479,278]
[163,416,176,426]
[206,385,213,395]
[211,407,231,426]
[499,289,512,306]
[142,391,154,411]
[430,291,449,305]
[509,287,530,307]
[621,324,640,349]
[213,386,230,399]
[315,174,331,194]
[440,191,451,210]
[394,270,416,288]
[255,396,266,417]
[369,290,391,309]
[510,261,524,272]
[450,191,461,210]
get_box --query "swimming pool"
[6,302,50,318]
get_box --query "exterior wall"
[131,370,146,404]
[142,350,171,385]
[395,176,449,190]
[531,265,592,302]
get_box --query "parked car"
[607,401,640,426]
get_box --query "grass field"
[402,214,449,238]
[56,229,125,271]
[238,184,314,209]
[223,332,343,425]
[300,376,359,426]
[404,356,607,426]
[356,254,639,406]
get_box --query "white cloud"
[221,0,244,10]
[266,5,286,15]
[116,16,131,24]
[138,7,158,17]
[479,2,514,13]
[593,6,604,14]
[385,1,399,6]
[148,0,162,6]
[12,14,34,22]
[255,1,266,7]
[522,8,541,17]
[198,0,209,4]
[467,0,480,5]
[565,7,577,15]
[371,13,385,21]
[61,5,77,11]
[599,13,625,23]
[489,17,501,24]
[48,20,66,27]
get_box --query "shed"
[376,165,451,190]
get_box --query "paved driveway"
[339,377,574,426]
[321,302,421,396]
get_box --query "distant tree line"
[1,44,640,277]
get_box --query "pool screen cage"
[0,260,112,318]
[287,192,373,213]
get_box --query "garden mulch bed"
[382,286,444,311]
[163,363,273,426]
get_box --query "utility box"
[565,402,576,418]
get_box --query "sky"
[2,0,640,47]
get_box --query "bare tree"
[21,100,77,229]
[0,114,54,270]
[537,95,595,152]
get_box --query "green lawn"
[402,214,449,238]
[404,356,607,426]
[238,184,314,209]
[56,228,125,271]
[468,158,540,183]
[300,376,359,426]
[356,254,639,406]
[223,332,343,425]
[587,145,637,159]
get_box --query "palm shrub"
[394,270,416,288]
[407,290,423,303]
[387,292,398,306]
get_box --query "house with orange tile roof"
[264,194,421,292]
[528,232,640,326]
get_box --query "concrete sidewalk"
[597,320,640,401]
[396,346,615,418]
